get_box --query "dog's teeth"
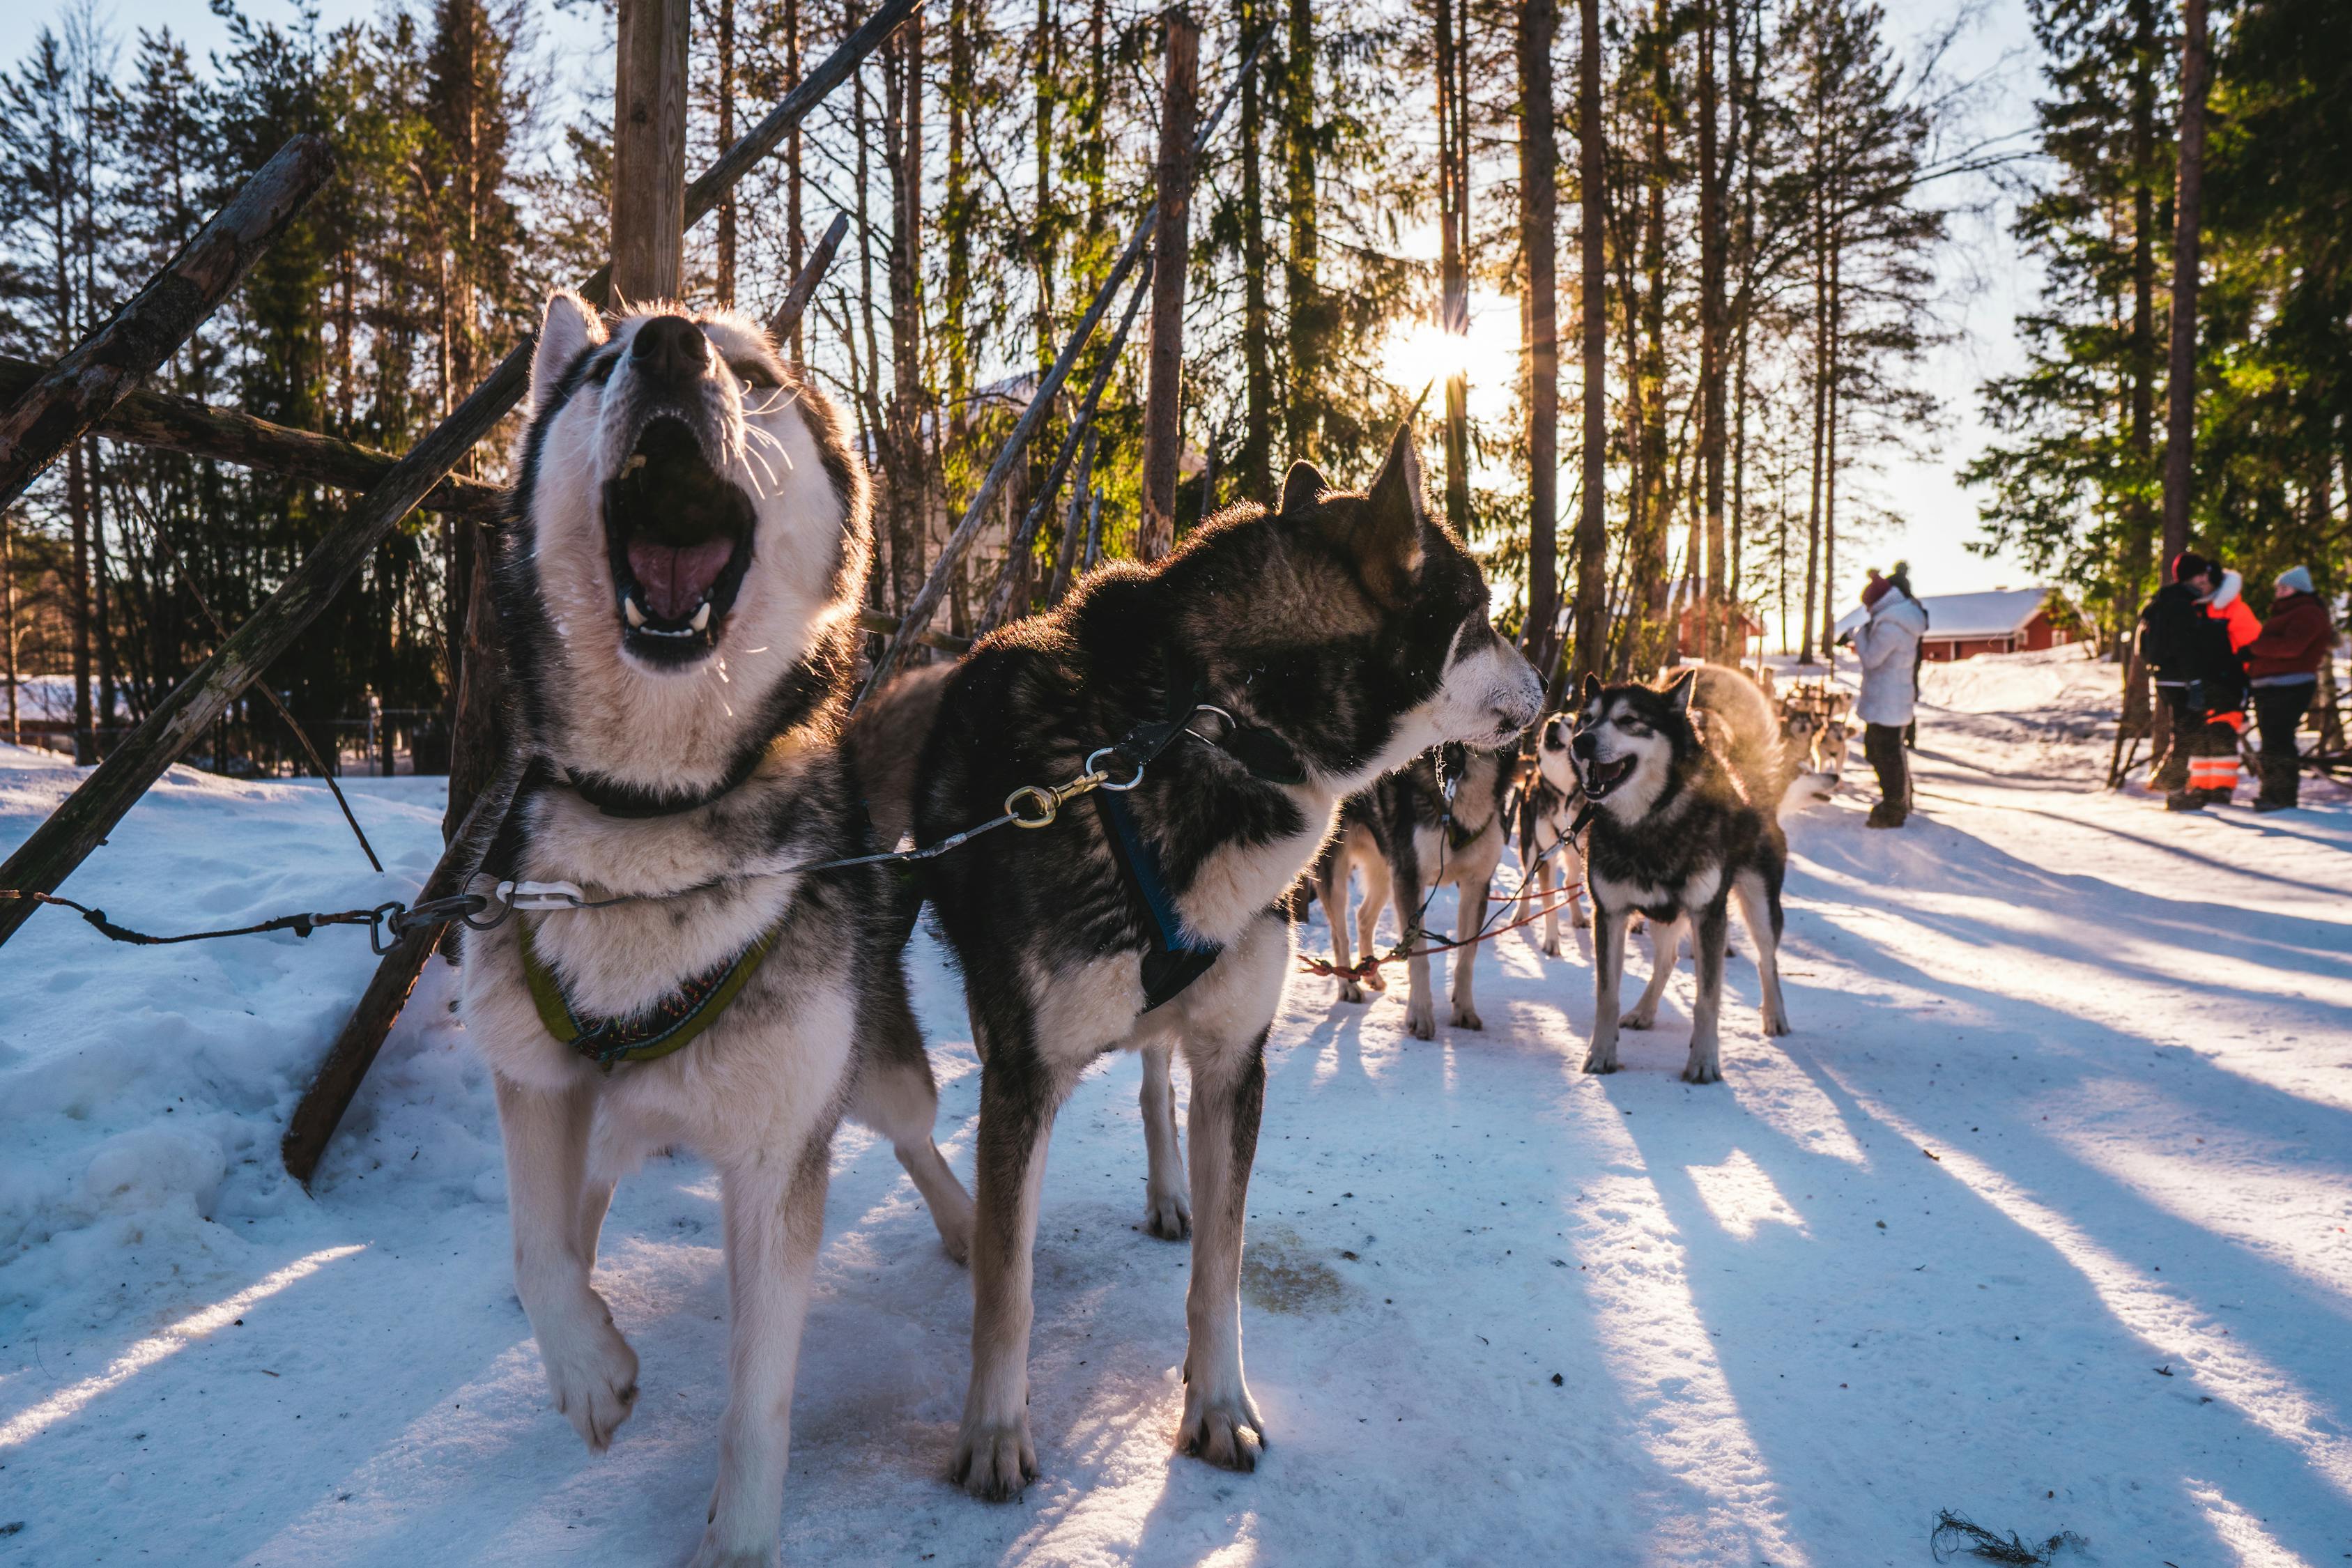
[691,601,711,631]
[624,596,646,628]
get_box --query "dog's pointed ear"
[1665,667,1697,716]
[1279,459,1330,516]
[531,291,607,413]
[1580,671,1603,706]
[1351,422,1428,597]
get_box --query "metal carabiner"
[1086,746,1146,792]
[1005,783,1063,828]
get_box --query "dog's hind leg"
[1394,857,1437,1040]
[1562,836,1591,928]
[494,1071,638,1455]
[1316,854,1366,1005]
[694,1137,829,1568]
[1682,899,1730,1084]
[1583,905,1628,1074]
[1622,915,1683,1030]
[1450,873,1489,1030]
[1354,850,1390,993]
[1139,1040,1191,1240]
[577,1176,617,1266]
[1536,846,1563,958]
[1735,868,1792,1036]
[953,1024,1067,1502]
[852,987,975,1265]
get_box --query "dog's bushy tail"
[1692,664,1792,812]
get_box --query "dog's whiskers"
[744,420,796,472]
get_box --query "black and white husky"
[913,427,1542,1499]
[1570,666,1792,1084]
[1312,743,1516,1035]
[461,293,971,1567]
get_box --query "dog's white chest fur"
[1174,788,1337,945]
[1592,863,1722,913]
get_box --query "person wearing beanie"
[2240,566,2334,811]
[1850,566,1928,828]
[2137,549,2252,809]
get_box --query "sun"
[1378,298,1524,403]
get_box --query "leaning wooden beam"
[859,28,1269,701]
[976,259,1153,634]
[0,136,335,509]
[856,607,970,655]
[767,211,852,346]
[279,752,523,1186]
[0,3,914,951]
[0,354,503,518]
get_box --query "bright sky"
[8,0,2045,629]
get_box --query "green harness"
[521,916,782,1071]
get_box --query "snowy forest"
[0,0,2344,771]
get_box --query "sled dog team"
[466,297,1790,1565]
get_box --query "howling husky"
[461,293,971,1567]
[1569,666,1792,1084]
[912,427,1542,1500]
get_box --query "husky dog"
[848,665,1197,1242]
[914,426,1542,1499]
[1312,743,1516,1034]
[1779,684,1852,787]
[1521,714,1592,956]
[1570,666,1792,1084]
[462,294,973,1567]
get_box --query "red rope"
[1297,885,1585,982]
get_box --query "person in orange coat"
[2140,552,2259,808]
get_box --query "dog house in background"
[1832,585,2079,663]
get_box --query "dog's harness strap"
[1093,790,1222,1011]
[520,915,783,1070]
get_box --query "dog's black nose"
[631,315,708,387]
[1571,732,1596,760]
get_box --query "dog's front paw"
[1361,967,1387,992]
[1762,1005,1792,1037]
[1144,1185,1192,1241]
[1620,1006,1657,1031]
[537,1296,638,1452]
[1682,1048,1723,1085]
[1404,1001,1436,1040]
[1540,937,1562,958]
[1572,909,1592,930]
[1336,977,1367,1004]
[1582,1043,1621,1075]
[686,1532,778,1568]
[1178,1390,1266,1472]
[1451,1004,1483,1031]
[951,1416,1037,1502]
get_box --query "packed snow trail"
[2,647,2347,1567]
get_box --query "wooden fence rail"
[0,136,337,509]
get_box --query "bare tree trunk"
[2159,0,2209,569]
[3,509,16,746]
[1137,7,1199,563]
[1569,0,1608,689]
[613,0,691,302]
[1697,0,1725,663]
[1519,0,1560,672]
[716,0,737,307]
[785,0,805,363]
[1283,0,1319,456]
[1434,0,1471,540]
[886,13,926,621]
[1235,0,1273,505]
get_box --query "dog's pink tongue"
[627,537,735,620]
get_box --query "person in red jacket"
[2242,565,2334,811]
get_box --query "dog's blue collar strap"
[1094,790,1222,1011]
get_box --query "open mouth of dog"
[1579,753,1636,799]
[604,415,757,666]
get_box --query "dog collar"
[521,916,781,1070]
[1156,647,1309,787]
[562,742,771,819]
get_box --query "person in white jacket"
[1847,568,1929,827]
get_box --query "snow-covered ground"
[3,648,2348,1567]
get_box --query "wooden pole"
[1137,8,1200,563]
[613,0,692,303]
[862,31,1264,697]
[1569,0,1609,691]
[1518,0,1560,671]
[0,355,502,518]
[977,259,1153,631]
[279,752,523,1185]
[0,3,913,952]
[767,211,852,347]
[0,135,335,510]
